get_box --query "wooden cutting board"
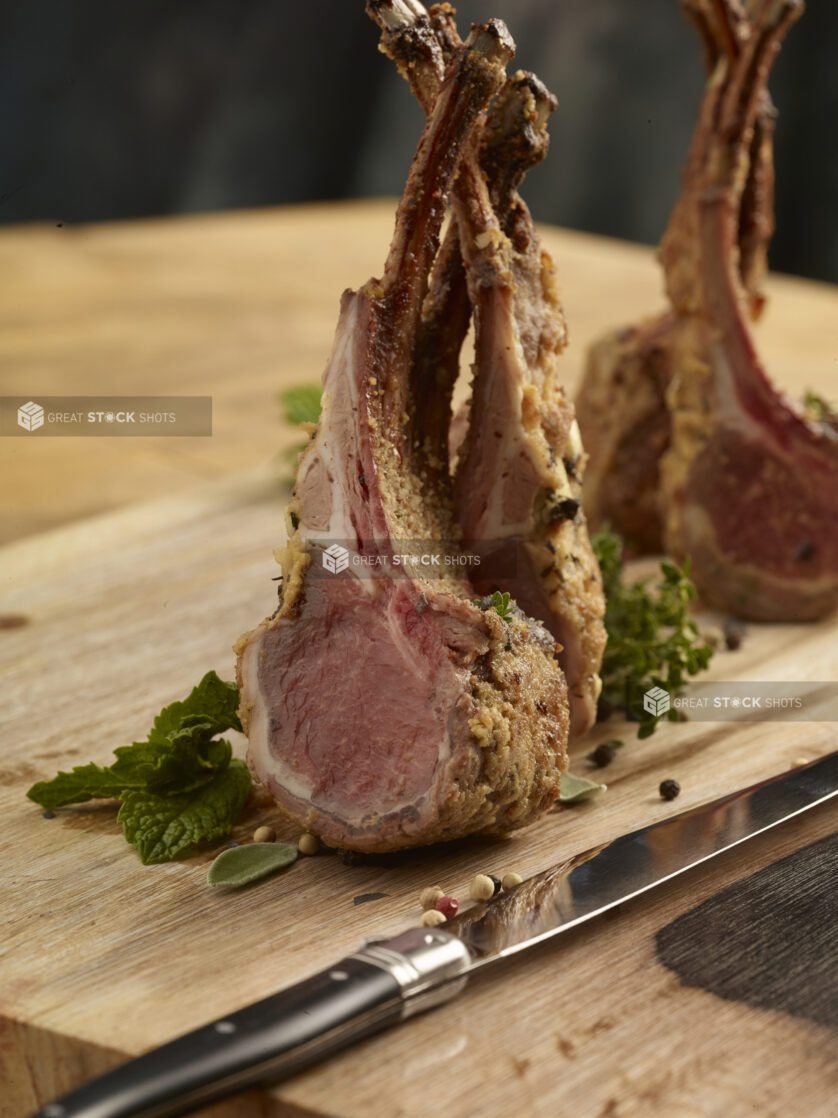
[1,204,837,1118]
[1,465,837,1118]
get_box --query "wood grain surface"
[1,465,836,1118]
[2,200,838,543]
[656,831,838,1031]
[1,203,837,1118]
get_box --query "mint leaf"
[27,751,188,810]
[140,716,234,794]
[27,764,135,810]
[559,772,607,803]
[119,759,251,865]
[26,672,251,864]
[207,842,298,888]
[27,673,241,810]
[107,736,210,796]
[148,672,241,745]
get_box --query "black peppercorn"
[588,742,619,768]
[723,621,744,651]
[42,809,56,820]
[659,779,681,801]
[793,539,815,561]
[549,497,581,523]
[488,874,502,896]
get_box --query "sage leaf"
[207,842,299,888]
[559,772,607,803]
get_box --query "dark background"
[1,0,836,283]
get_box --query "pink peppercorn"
[435,894,459,919]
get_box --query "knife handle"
[30,927,472,1118]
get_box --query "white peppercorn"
[298,833,320,855]
[469,874,495,902]
[419,885,445,910]
[420,909,447,927]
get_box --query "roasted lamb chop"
[370,0,607,737]
[577,0,784,556]
[576,0,837,622]
[236,23,570,853]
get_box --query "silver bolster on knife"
[352,927,473,1017]
[32,926,472,1118]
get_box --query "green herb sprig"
[803,389,836,424]
[592,528,714,738]
[279,384,322,426]
[27,672,250,864]
[475,590,514,621]
[279,384,323,473]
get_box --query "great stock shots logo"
[643,686,671,717]
[2,396,212,436]
[322,544,350,574]
[314,540,502,580]
[17,401,44,432]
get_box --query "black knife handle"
[31,927,472,1118]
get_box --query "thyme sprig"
[475,590,514,621]
[803,389,837,425]
[592,528,714,738]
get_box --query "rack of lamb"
[235,4,605,853]
[575,0,838,621]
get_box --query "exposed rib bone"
[369,0,606,737]
[375,19,515,449]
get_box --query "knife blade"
[31,752,838,1118]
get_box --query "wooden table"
[1,202,837,1118]
[2,199,837,544]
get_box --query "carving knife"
[32,752,838,1118]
